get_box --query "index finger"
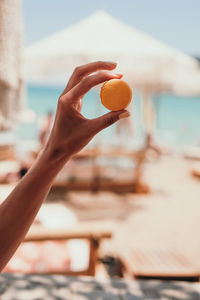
[62,61,117,95]
[67,71,122,101]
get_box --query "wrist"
[25,147,69,186]
[40,142,72,169]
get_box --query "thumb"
[91,110,130,134]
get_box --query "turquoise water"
[15,84,200,149]
[154,93,200,146]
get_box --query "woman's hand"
[45,61,130,161]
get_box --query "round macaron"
[100,79,132,111]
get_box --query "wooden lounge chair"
[184,147,200,161]
[52,147,149,193]
[0,144,15,161]
[23,224,112,276]
[191,169,200,180]
[122,249,200,282]
[52,178,149,193]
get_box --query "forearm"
[0,146,69,271]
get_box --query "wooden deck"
[0,274,200,299]
[127,249,200,281]
[64,156,200,280]
[1,156,200,282]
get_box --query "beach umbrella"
[20,109,36,123]
[164,69,200,96]
[25,10,200,94]
[0,0,24,131]
[25,11,200,143]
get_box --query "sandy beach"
[56,154,200,275]
[1,153,200,277]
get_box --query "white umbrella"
[25,10,200,142]
[25,11,200,94]
[20,108,36,123]
[0,0,24,131]
[164,69,200,96]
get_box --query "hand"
[45,61,130,160]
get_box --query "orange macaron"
[100,79,132,111]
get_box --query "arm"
[0,61,130,271]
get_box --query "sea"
[12,84,200,154]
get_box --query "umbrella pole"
[133,87,153,188]
[141,87,157,150]
[142,87,150,147]
[91,88,102,191]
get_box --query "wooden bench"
[24,224,112,276]
[52,147,149,193]
[122,249,200,282]
[0,144,15,160]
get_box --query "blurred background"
[0,0,200,280]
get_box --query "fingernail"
[110,73,123,77]
[119,111,130,120]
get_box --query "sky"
[23,0,200,56]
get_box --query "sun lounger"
[21,224,112,276]
[122,249,200,281]
[52,147,149,193]
[184,146,200,161]
[191,168,200,180]
[52,178,149,193]
[0,144,15,161]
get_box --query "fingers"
[90,110,130,134]
[62,61,117,95]
[67,71,122,101]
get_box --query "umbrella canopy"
[25,11,200,94]
[0,0,24,131]
[162,68,200,96]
